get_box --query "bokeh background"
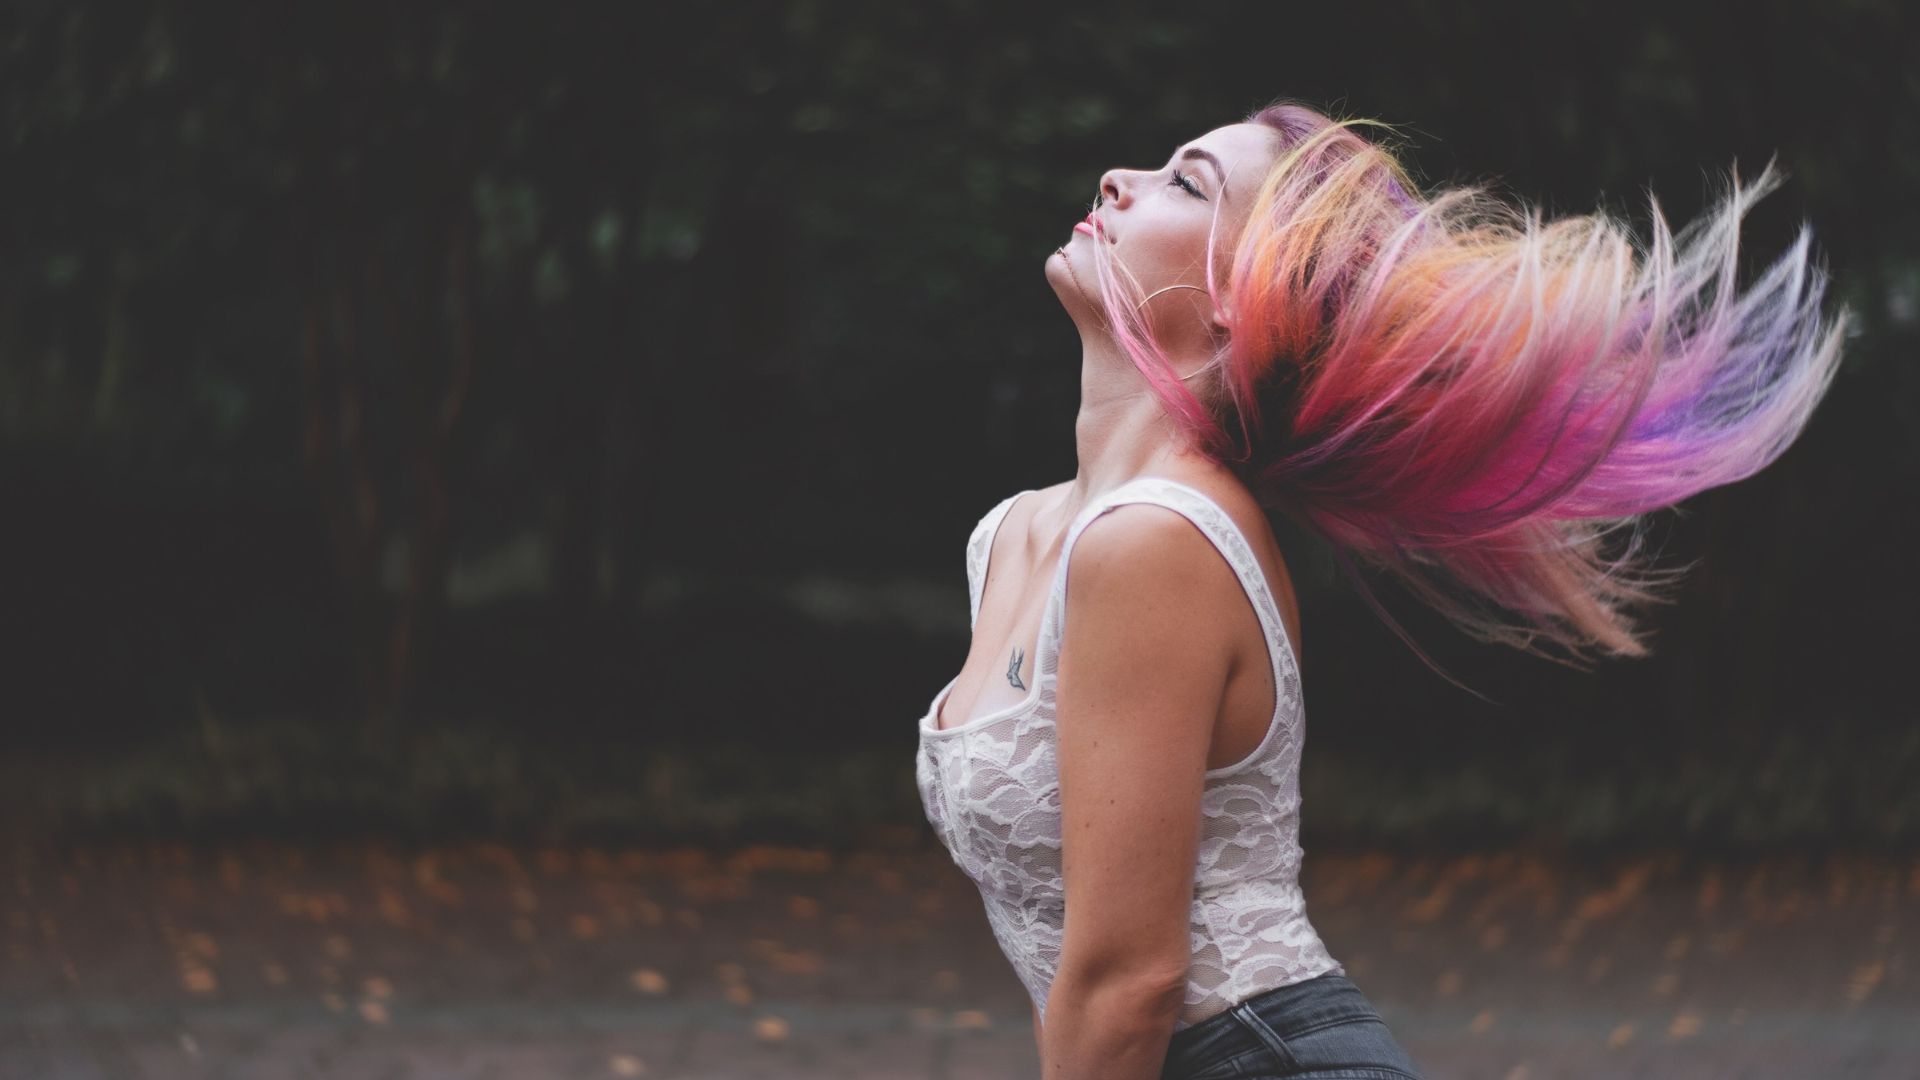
[3,1,1915,1077]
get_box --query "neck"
[1057,332,1214,522]
[1042,249,1224,525]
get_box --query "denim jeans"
[1158,972,1425,1080]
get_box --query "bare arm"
[1038,505,1233,1079]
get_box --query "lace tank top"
[914,476,1342,1033]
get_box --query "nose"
[1096,167,1133,209]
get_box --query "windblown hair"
[1078,98,1850,686]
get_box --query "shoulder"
[967,488,1024,547]
[1070,499,1212,570]
[1053,499,1239,714]
[1064,498,1243,616]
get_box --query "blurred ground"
[1,843,1914,1079]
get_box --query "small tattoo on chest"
[1005,646,1027,690]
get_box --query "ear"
[1209,305,1232,335]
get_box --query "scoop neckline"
[919,475,1303,779]
[922,487,1048,737]
[920,475,1220,738]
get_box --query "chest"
[915,709,1067,899]
[934,526,1301,775]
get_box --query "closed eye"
[1169,169,1205,200]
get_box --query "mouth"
[1075,212,1107,240]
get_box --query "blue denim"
[1158,972,1425,1080]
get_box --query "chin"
[1049,244,1101,306]
[1044,251,1077,301]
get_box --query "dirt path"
[2,843,1914,1078]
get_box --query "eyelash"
[1170,169,1203,198]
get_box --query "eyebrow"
[1175,146,1227,193]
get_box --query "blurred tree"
[0,0,1908,846]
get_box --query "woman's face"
[1049,122,1282,347]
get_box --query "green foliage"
[23,719,920,847]
[1303,724,1920,852]
[0,0,1911,848]
[13,718,1917,851]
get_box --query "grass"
[5,717,1916,854]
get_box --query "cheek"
[1122,215,1214,278]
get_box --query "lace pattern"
[914,477,1342,1032]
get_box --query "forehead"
[1178,123,1281,170]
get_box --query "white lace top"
[914,476,1342,1032]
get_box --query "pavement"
[2,841,1915,1078]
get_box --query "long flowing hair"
[1076,97,1850,692]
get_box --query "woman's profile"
[913,97,1848,1079]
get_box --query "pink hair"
[1078,97,1851,690]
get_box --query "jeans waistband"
[1160,972,1382,1079]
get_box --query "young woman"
[914,98,1847,1080]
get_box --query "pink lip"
[1073,221,1094,235]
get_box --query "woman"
[913,99,1847,1080]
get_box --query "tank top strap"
[965,489,1033,632]
[1039,476,1293,701]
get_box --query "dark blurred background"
[2,0,1914,853]
[6,4,1919,1076]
